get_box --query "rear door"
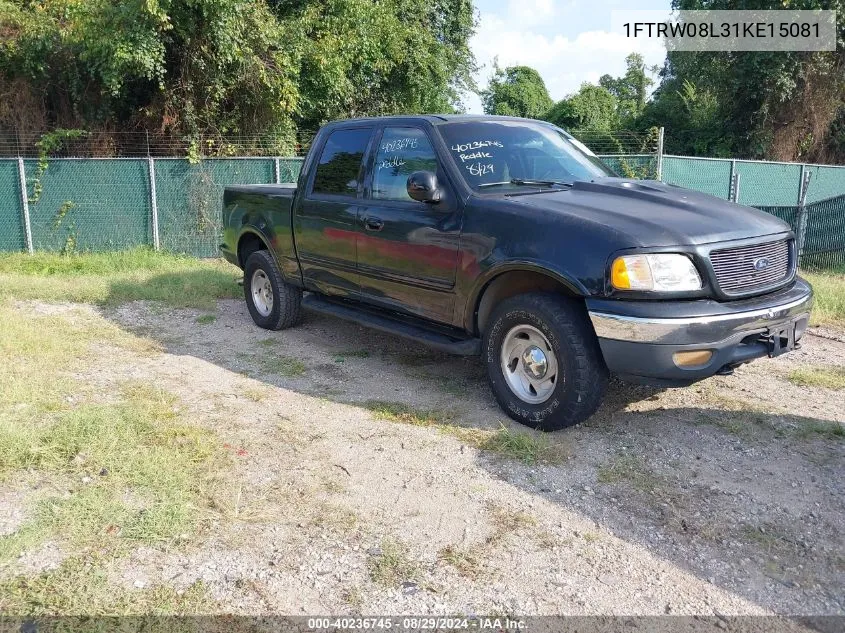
[356,125,463,323]
[294,126,374,298]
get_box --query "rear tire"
[483,292,607,431]
[243,250,302,330]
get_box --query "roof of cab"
[326,114,555,127]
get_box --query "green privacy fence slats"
[662,157,732,199]
[154,158,277,256]
[0,160,25,251]
[801,195,845,269]
[804,165,845,204]
[23,159,152,252]
[734,161,803,207]
[0,155,842,267]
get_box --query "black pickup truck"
[221,115,813,431]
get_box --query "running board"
[301,294,480,356]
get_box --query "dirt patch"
[3,299,844,615]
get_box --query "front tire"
[483,292,608,431]
[243,250,302,330]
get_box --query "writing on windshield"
[439,121,614,191]
[450,140,504,178]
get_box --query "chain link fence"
[0,131,843,268]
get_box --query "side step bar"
[301,294,480,356]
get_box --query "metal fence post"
[17,157,34,254]
[274,157,281,184]
[730,171,741,203]
[796,167,812,264]
[656,127,664,181]
[148,157,160,251]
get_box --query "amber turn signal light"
[672,350,714,368]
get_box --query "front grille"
[709,239,792,296]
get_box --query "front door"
[294,126,373,298]
[356,126,462,323]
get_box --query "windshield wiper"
[478,178,573,189]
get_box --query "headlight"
[611,254,702,292]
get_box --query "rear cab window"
[311,128,373,197]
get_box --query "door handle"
[364,216,384,231]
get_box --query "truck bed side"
[220,184,302,283]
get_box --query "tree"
[599,53,655,124]
[0,0,478,150]
[275,0,477,129]
[546,84,619,131]
[480,63,553,119]
[645,0,845,162]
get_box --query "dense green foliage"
[0,0,476,148]
[546,84,619,131]
[480,63,553,118]
[636,1,844,162]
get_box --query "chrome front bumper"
[585,279,814,385]
[588,287,813,346]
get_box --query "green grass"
[803,270,845,328]
[437,544,482,578]
[0,248,240,309]
[0,555,214,616]
[477,426,565,464]
[0,381,225,561]
[364,400,446,426]
[787,365,845,390]
[195,314,216,324]
[0,300,226,566]
[366,538,419,587]
[363,401,567,463]
[794,419,845,440]
[239,352,306,377]
[596,454,662,492]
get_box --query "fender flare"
[462,260,588,333]
[236,227,275,268]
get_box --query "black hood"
[507,178,792,247]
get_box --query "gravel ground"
[2,298,843,616]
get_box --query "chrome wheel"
[500,324,559,404]
[251,269,274,317]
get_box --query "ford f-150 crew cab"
[221,115,813,431]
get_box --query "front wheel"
[243,250,302,330]
[483,293,608,431]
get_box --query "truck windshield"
[437,120,614,192]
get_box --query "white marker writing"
[466,163,495,176]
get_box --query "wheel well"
[475,270,580,335]
[237,232,267,268]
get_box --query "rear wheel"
[243,250,302,330]
[483,292,607,431]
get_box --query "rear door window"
[311,128,372,197]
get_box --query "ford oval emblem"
[753,257,770,271]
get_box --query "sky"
[464,0,671,113]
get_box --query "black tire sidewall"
[484,298,586,430]
[244,252,282,329]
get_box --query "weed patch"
[0,554,214,615]
[787,365,845,390]
[367,539,418,587]
[597,455,662,493]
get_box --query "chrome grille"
[709,239,792,295]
